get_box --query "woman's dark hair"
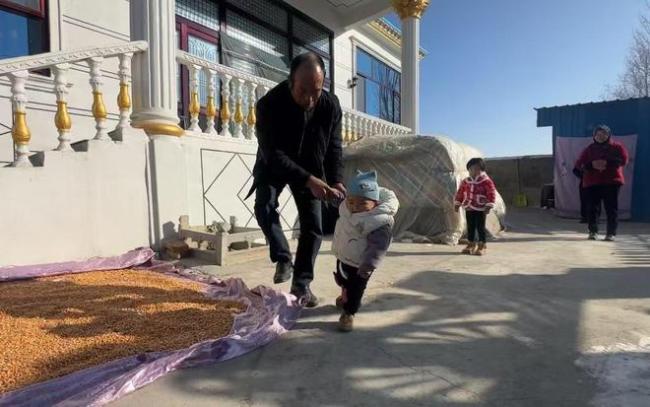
[289,52,326,84]
[466,157,487,171]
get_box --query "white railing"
[0,41,148,167]
[176,50,275,141]
[175,50,411,143]
[341,107,411,143]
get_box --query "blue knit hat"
[348,170,379,201]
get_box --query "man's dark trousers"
[255,182,322,291]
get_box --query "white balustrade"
[115,52,133,137]
[205,69,219,136]
[53,63,72,151]
[8,70,31,167]
[246,82,258,139]
[187,64,202,132]
[233,78,244,138]
[0,41,148,167]
[87,57,109,141]
[175,49,411,144]
[220,74,232,137]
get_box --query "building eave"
[367,18,428,59]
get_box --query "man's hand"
[332,183,347,197]
[306,176,330,200]
[592,159,607,171]
[327,183,346,202]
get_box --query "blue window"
[0,1,48,60]
[355,48,401,124]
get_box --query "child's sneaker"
[604,234,615,242]
[461,243,476,255]
[474,242,487,256]
[338,313,354,332]
[588,232,597,240]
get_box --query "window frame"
[354,45,402,124]
[0,0,46,18]
[176,15,221,126]
[0,0,50,72]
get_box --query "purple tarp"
[0,248,301,407]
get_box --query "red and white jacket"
[454,172,497,212]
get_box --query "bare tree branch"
[605,2,650,99]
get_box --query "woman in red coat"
[575,125,629,241]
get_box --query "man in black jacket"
[250,53,345,307]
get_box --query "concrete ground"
[113,209,650,407]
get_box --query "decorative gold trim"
[391,0,430,20]
[189,91,200,119]
[367,20,427,59]
[132,121,184,137]
[117,82,131,111]
[55,101,72,132]
[234,101,244,124]
[206,95,217,119]
[92,91,107,120]
[246,104,256,126]
[12,111,31,146]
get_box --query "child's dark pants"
[466,210,487,243]
[333,261,369,315]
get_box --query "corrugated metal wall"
[537,97,650,221]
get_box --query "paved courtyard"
[114,209,650,407]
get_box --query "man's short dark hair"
[466,157,487,171]
[289,52,326,84]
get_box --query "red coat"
[454,173,497,211]
[575,140,629,188]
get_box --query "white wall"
[0,135,151,266]
[181,134,298,231]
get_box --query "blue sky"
[387,0,646,157]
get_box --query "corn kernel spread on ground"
[0,269,245,394]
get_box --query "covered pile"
[343,135,506,244]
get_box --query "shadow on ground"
[158,256,650,406]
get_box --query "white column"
[394,0,429,135]
[401,18,419,134]
[129,0,183,137]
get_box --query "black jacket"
[251,80,343,191]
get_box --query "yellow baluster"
[117,82,131,111]
[54,101,72,134]
[206,95,217,122]
[12,111,31,146]
[92,91,107,120]
[189,91,200,121]
[234,100,244,125]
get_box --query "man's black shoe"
[274,261,293,284]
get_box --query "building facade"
[0,0,429,266]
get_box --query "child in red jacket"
[454,158,497,255]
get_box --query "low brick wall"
[486,155,553,207]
